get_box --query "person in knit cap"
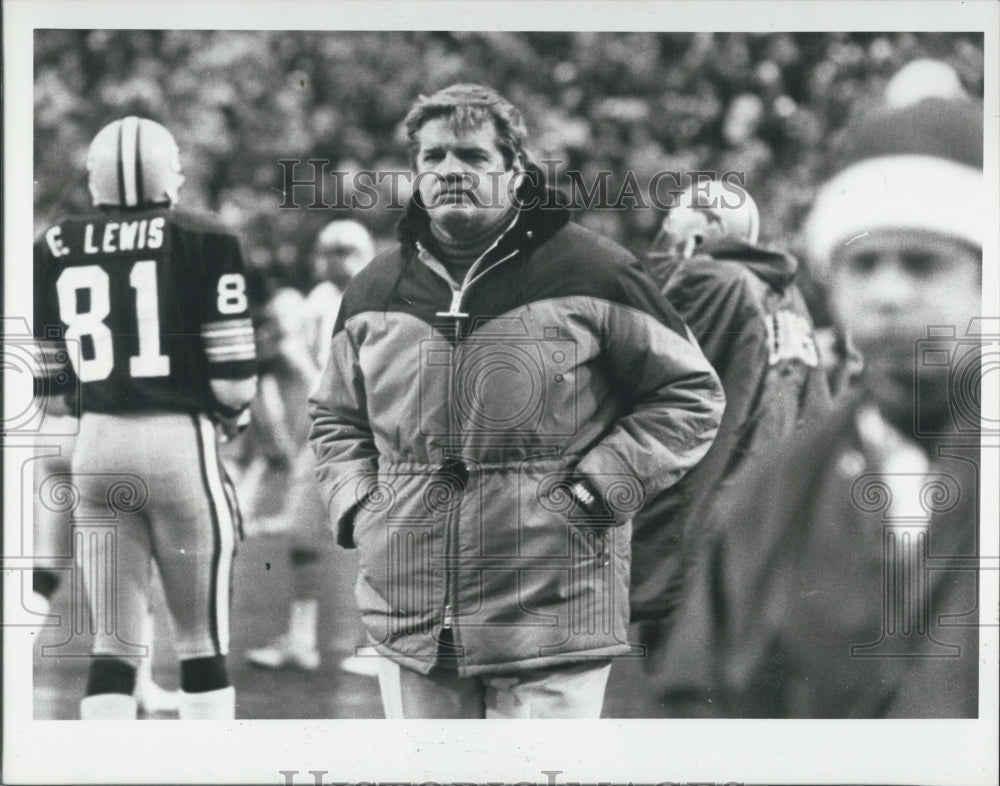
[308,83,724,718]
[629,181,832,706]
[650,73,985,717]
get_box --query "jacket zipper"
[414,230,520,638]
[417,245,518,320]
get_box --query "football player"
[32,430,179,715]
[304,219,375,364]
[244,220,377,676]
[33,116,257,720]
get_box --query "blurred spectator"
[809,57,968,399]
[651,81,983,718]
[34,32,985,260]
[304,219,376,364]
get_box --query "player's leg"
[133,561,179,714]
[31,426,76,623]
[70,502,148,718]
[76,515,148,720]
[70,415,152,720]
[149,413,238,720]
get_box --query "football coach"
[308,83,724,718]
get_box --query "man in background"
[629,181,831,706]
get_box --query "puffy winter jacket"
[308,182,725,676]
[632,239,832,625]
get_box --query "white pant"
[70,411,238,661]
[377,658,612,718]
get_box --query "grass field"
[33,532,661,719]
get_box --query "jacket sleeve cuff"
[571,452,647,527]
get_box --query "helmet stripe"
[115,120,126,206]
[134,119,145,205]
[120,116,139,207]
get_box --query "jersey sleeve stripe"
[201,327,254,340]
[205,346,255,359]
[204,339,255,349]
[203,331,254,344]
[202,317,255,362]
[201,318,253,332]
[205,345,256,363]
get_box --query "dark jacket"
[651,398,980,717]
[631,239,832,624]
[308,181,725,676]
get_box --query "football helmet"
[312,219,375,288]
[87,117,185,208]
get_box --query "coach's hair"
[403,83,529,170]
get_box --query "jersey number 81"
[56,261,246,382]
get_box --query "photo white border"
[4,1,999,784]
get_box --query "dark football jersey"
[34,206,256,414]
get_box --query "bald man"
[629,181,831,703]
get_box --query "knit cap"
[803,77,984,274]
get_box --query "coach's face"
[414,117,517,239]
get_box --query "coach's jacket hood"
[309,167,725,677]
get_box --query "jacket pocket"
[567,520,612,562]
